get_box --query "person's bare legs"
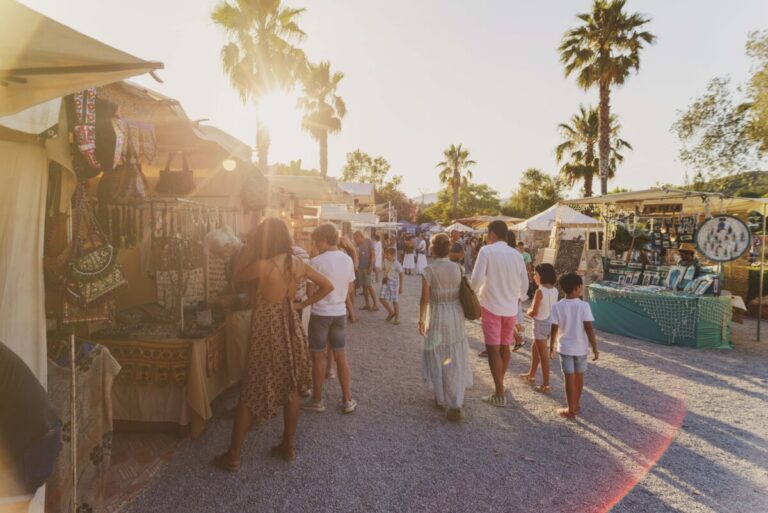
[272,391,299,460]
[393,301,400,322]
[366,286,379,310]
[525,341,541,379]
[500,344,511,386]
[538,341,550,387]
[559,373,577,418]
[326,346,336,379]
[574,372,584,413]
[334,350,352,403]
[485,345,505,397]
[311,351,326,403]
[346,294,357,323]
[380,299,394,317]
[221,400,252,466]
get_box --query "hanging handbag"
[97,146,149,205]
[62,290,115,324]
[68,88,102,179]
[459,275,482,321]
[156,152,195,195]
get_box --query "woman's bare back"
[258,253,304,304]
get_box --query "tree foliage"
[340,150,398,187]
[211,0,307,168]
[436,144,477,219]
[502,169,565,219]
[559,0,655,195]
[297,61,346,177]
[673,32,768,177]
[420,183,500,225]
[272,159,319,176]
[555,105,631,197]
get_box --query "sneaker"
[302,401,326,412]
[341,399,358,414]
[326,368,336,380]
[446,408,465,422]
[299,389,312,399]
[482,394,506,408]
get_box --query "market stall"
[563,189,760,347]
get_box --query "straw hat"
[679,242,696,253]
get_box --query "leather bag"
[156,152,195,195]
[458,275,482,321]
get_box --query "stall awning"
[512,203,603,232]
[0,0,163,116]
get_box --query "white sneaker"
[341,399,358,413]
[302,401,326,412]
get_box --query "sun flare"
[257,90,303,135]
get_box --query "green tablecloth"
[588,283,732,348]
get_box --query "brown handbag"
[459,275,482,321]
[156,152,195,195]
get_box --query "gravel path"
[125,273,768,513]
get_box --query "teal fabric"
[588,283,732,348]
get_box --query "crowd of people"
[213,218,599,471]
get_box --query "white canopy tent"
[0,0,163,118]
[512,203,603,232]
[444,222,476,233]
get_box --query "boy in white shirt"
[549,273,599,420]
[304,224,358,414]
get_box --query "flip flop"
[212,453,240,473]
[534,385,551,394]
[386,314,395,322]
[557,408,576,420]
[518,373,535,384]
[392,319,400,325]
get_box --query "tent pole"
[70,333,77,512]
[760,204,766,341]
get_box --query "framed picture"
[618,274,627,285]
[631,272,641,285]
[665,266,684,289]
[642,273,652,286]
[693,276,714,295]
[649,273,661,286]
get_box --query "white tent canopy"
[512,203,603,232]
[0,0,163,117]
[444,222,476,233]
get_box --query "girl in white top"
[520,263,559,393]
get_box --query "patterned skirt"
[241,297,312,422]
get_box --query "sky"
[18,0,768,198]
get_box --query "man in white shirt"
[304,224,358,414]
[470,220,529,407]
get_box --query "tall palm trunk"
[598,81,611,196]
[584,144,595,198]
[319,132,328,178]
[452,171,459,220]
[256,122,270,171]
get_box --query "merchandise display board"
[588,283,732,348]
[695,215,751,262]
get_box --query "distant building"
[339,182,376,211]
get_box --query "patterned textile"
[72,89,101,171]
[99,339,190,386]
[242,296,312,423]
[46,344,121,513]
[379,279,399,303]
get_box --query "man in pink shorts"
[471,220,529,407]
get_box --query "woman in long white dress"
[402,236,416,275]
[415,236,428,275]
[417,233,473,421]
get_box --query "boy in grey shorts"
[303,224,358,414]
[549,273,599,420]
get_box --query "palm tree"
[297,61,347,178]
[436,144,476,220]
[555,105,632,197]
[559,0,655,195]
[212,0,307,170]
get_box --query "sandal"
[557,408,576,420]
[212,453,240,473]
[386,313,395,322]
[518,373,535,384]
[270,443,296,462]
[535,385,551,394]
[392,318,400,325]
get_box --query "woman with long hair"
[418,233,473,421]
[214,218,333,470]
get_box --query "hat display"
[679,242,696,253]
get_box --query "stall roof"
[267,175,353,203]
[0,0,163,116]
[444,222,476,233]
[563,188,768,215]
[512,203,602,232]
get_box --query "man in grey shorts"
[303,224,358,414]
[354,231,378,311]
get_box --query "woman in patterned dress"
[214,218,333,470]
